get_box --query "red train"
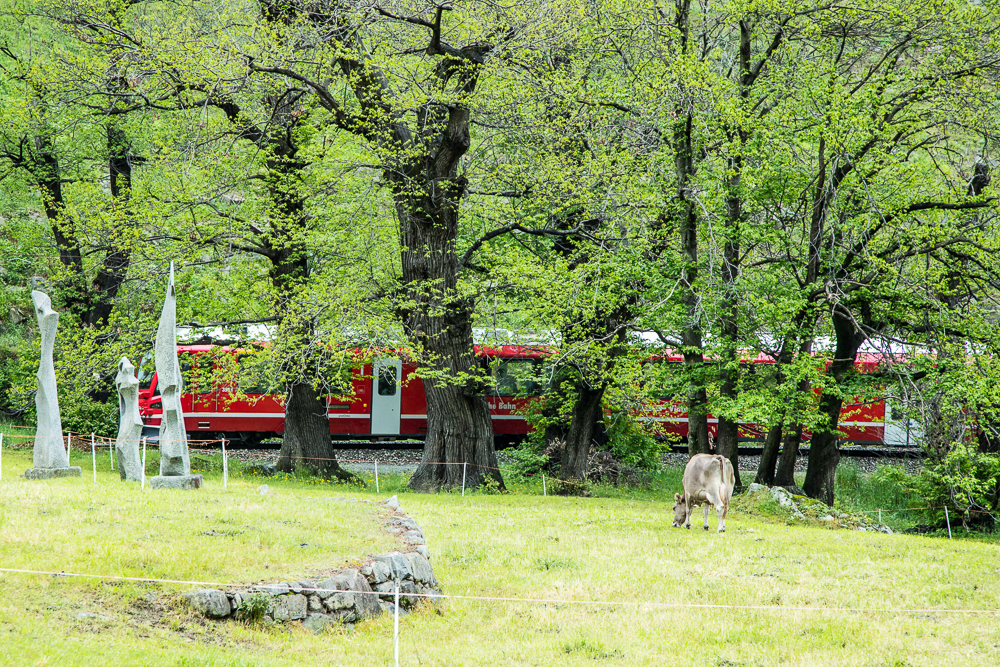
[136,345,917,447]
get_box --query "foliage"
[235,593,270,625]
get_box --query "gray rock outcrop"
[114,357,144,482]
[26,291,80,479]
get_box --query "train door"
[883,396,921,446]
[371,359,402,435]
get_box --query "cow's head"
[671,493,686,527]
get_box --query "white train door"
[371,359,402,435]
[884,396,922,446]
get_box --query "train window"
[137,354,155,390]
[494,359,544,397]
[180,354,215,394]
[236,354,268,394]
[378,365,397,396]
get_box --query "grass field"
[0,447,997,666]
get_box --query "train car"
[137,344,546,445]
[137,344,916,447]
[636,352,917,447]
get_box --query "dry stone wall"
[183,495,440,631]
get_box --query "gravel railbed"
[214,446,921,476]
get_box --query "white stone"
[385,495,401,511]
[258,484,271,495]
[114,357,144,482]
[155,263,190,477]
[30,291,69,470]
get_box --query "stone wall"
[183,495,440,632]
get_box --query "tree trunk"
[774,425,803,487]
[561,383,606,481]
[277,382,354,480]
[397,185,503,493]
[755,422,783,485]
[802,306,866,505]
[802,397,843,506]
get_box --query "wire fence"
[2,430,994,534]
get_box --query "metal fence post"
[91,433,96,482]
[141,437,147,489]
[394,580,400,667]
[375,460,379,494]
[944,507,953,539]
[542,474,546,497]
[222,438,228,490]
[462,462,467,497]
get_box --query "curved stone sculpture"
[114,356,144,482]
[26,291,80,479]
[151,263,201,489]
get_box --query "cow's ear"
[674,493,681,502]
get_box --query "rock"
[398,580,419,608]
[25,467,82,479]
[769,486,806,520]
[403,552,435,586]
[29,291,71,471]
[315,577,338,600]
[745,483,768,494]
[272,594,308,621]
[402,530,425,545]
[373,552,413,582]
[365,559,392,585]
[308,596,324,613]
[183,589,232,618]
[820,515,835,522]
[257,584,290,596]
[380,602,409,617]
[76,612,111,621]
[302,613,334,634]
[415,545,431,561]
[258,484,271,495]
[385,495,402,511]
[244,463,277,477]
[114,357,144,482]
[154,264,192,477]
[150,474,204,490]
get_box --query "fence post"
[66,433,71,459]
[374,461,379,494]
[944,507,952,539]
[542,474,546,497]
[141,437,147,490]
[222,438,228,491]
[91,433,96,483]
[878,509,882,524]
[109,435,115,471]
[462,462,467,497]
[394,580,400,667]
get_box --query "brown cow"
[672,454,736,532]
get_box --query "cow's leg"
[684,497,693,529]
[702,503,711,530]
[716,501,726,532]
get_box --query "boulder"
[403,552,435,586]
[302,613,333,634]
[745,483,767,494]
[183,589,231,618]
[273,594,308,621]
[373,552,413,582]
[385,495,402,511]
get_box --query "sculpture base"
[150,474,204,490]
[25,467,83,480]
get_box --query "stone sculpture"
[150,264,203,490]
[114,356,144,482]
[25,291,81,480]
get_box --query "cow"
[672,454,736,532]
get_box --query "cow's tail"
[716,455,732,504]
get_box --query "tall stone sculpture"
[114,356,144,482]
[150,264,203,490]
[25,291,81,479]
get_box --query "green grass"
[0,449,997,666]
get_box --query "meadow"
[0,447,997,666]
